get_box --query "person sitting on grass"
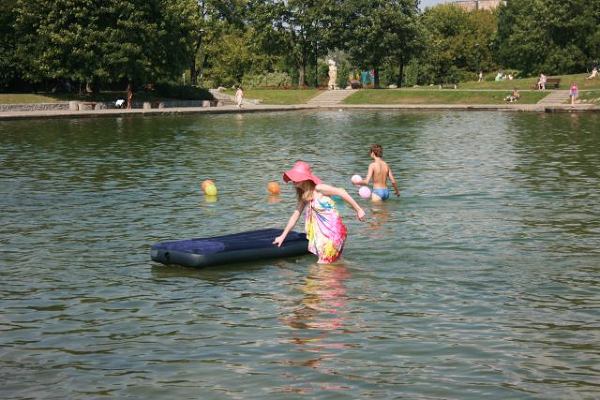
[505,88,520,103]
[586,67,598,80]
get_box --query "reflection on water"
[367,202,392,237]
[280,263,354,394]
[267,194,282,204]
[286,263,349,332]
[1,111,599,399]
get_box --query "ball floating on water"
[204,184,217,196]
[351,174,362,184]
[201,179,214,191]
[359,186,371,199]
[267,181,281,195]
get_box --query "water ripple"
[1,112,599,399]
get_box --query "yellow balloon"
[204,184,217,196]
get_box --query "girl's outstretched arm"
[316,184,365,221]
[273,201,306,247]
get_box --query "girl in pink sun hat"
[273,161,366,264]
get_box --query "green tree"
[419,4,497,84]
[189,0,247,86]
[0,0,19,89]
[202,27,268,87]
[14,0,197,91]
[495,0,600,75]
[344,0,422,88]
[381,2,424,87]
[247,0,344,87]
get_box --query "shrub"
[337,63,351,88]
[154,83,214,100]
[242,72,292,88]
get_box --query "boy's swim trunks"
[372,188,390,200]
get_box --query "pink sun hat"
[282,161,322,185]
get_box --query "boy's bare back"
[369,159,390,189]
[361,143,400,197]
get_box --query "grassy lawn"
[0,91,165,104]
[459,73,600,90]
[225,88,320,104]
[4,75,598,106]
[0,93,65,104]
[577,90,600,105]
[344,89,548,104]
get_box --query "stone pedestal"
[143,102,152,110]
[78,102,94,111]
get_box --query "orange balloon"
[267,181,281,195]
[201,179,214,191]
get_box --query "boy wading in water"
[355,144,400,201]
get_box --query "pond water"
[1,111,599,399]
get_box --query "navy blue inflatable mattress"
[151,228,309,268]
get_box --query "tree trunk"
[198,53,207,83]
[373,67,380,88]
[190,37,203,86]
[314,44,318,88]
[190,59,197,86]
[126,81,133,109]
[298,64,306,87]
[397,56,405,88]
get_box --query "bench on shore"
[439,83,458,89]
[533,77,561,89]
[546,78,561,88]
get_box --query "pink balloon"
[359,186,371,199]
[351,174,362,184]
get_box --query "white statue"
[327,59,337,90]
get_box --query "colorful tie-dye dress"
[305,195,348,263]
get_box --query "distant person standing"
[235,86,244,108]
[478,71,483,82]
[569,82,579,105]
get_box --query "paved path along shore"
[0,100,598,121]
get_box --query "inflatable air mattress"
[151,228,309,268]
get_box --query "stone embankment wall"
[0,103,70,112]
[0,99,226,112]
